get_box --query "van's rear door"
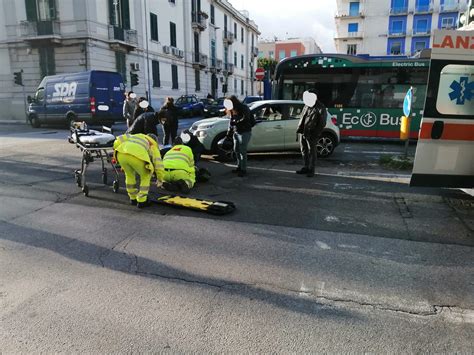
[90,71,125,122]
[410,30,474,188]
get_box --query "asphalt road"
[0,124,473,352]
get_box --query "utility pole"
[143,0,151,101]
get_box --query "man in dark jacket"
[160,97,180,145]
[127,111,163,136]
[296,90,327,177]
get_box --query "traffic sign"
[403,87,413,117]
[255,67,265,81]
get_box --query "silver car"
[188,100,340,160]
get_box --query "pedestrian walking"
[123,91,137,128]
[225,95,255,177]
[113,133,165,208]
[160,97,179,145]
[296,90,327,177]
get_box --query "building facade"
[335,0,469,56]
[257,38,322,62]
[0,0,260,121]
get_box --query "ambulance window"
[436,64,474,116]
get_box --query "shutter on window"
[48,0,56,19]
[25,0,38,21]
[121,0,130,29]
[108,0,114,25]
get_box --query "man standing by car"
[160,97,179,145]
[123,91,137,128]
[296,90,327,178]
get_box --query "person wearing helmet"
[113,133,165,208]
[162,137,196,194]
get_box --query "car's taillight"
[331,116,337,125]
[90,97,96,114]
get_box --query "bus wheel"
[30,115,41,128]
[317,133,336,158]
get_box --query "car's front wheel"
[317,132,336,158]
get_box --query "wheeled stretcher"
[68,125,120,196]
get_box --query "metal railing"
[412,28,431,35]
[440,2,459,12]
[388,29,406,36]
[414,3,433,13]
[223,30,234,43]
[389,6,408,14]
[191,12,207,30]
[108,25,138,47]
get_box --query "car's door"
[247,104,285,152]
[283,103,305,150]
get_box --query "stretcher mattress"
[70,129,116,147]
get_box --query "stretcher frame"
[68,126,120,197]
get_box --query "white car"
[188,100,340,159]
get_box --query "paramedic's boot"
[296,167,308,174]
[163,181,179,192]
[137,200,151,209]
[177,180,191,194]
[231,167,241,174]
[130,199,137,206]
[306,170,315,178]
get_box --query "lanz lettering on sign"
[433,35,474,49]
[52,82,78,99]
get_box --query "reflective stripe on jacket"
[113,133,165,181]
[163,145,195,173]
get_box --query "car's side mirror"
[27,95,32,104]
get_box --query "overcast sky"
[229,0,337,52]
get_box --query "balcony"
[336,31,364,39]
[440,2,460,12]
[388,29,407,37]
[191,11,207,31]
[223,30,234,45]
[335,11,365,18]
[216,59,223,72]
[414,4,433,13]
[251,46,259,57]
[223,63,234,75]
[389,7,408,15]
[20,20,61,44]
[209,58,223,72]
[192,52,208,68]
[108,25,138,51]
[412,28,431,36]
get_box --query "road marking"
[338,244,360,249]
[343,150,407,155]
[325,216,340,223]
[316,241,331,250]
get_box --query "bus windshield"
[273,54,430,139]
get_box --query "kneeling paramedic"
[113,133,165,208]
[162,137,195,194]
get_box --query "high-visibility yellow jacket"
[163,145,195,173]
[113,133,165,181]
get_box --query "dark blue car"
[27,70,125,128]
[175,95,205,117]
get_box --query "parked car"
[201,98,226,117]
[27,70,125,128]
[242,96,263,105]
[175,95,205,117]
[189,100,340,160]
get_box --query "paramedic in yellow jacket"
[113,133,164,208]
[162,137,196,194]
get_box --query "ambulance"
[410,29,474,188]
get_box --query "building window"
[440,16,455,29]
[241,54,244,69]
[347,44,357,55]
[152,60,160,87]
[194,32,200,62]
[391,0,408,13]
[241,27,244,43]
[290,50,297,57]
[388,39,404,55]
[234,51,237,66]
[349,1,360,16]
[224,46,228,66]
[169,0,175,4]
[115,52,126,83]
[241,79,244,95]
[279,50,286,60]
[389,17,406,34]
[269,50,274,59]
[414,41,427,52]
[224,14,227,32]
[170,22,177,47]
[210,4,215,25]
[414,17,429,34]
[411,36,430,53]
[234,78,237,92]
[211,39,216,66]
[258,51,264,58]
[348,23,358,33]
[415,0,431,12]
[195,69,200,91]
[234,23,237,37]
[150,12,158,41]
[171,64,178,89]
[39,47,55,78]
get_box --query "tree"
[257,57,278,79]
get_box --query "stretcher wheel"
[82,185,89,197]
[113,180,119,193]
[102,169,108,185]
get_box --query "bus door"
[410,30,474,188]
